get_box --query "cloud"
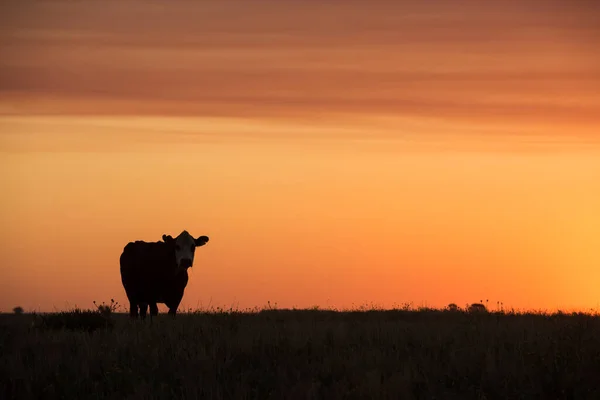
[1,0,598,132]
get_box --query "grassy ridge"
[2,307,600,400]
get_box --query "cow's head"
[162,230,209,271]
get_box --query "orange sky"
[1,1,599,313]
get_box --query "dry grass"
[1,305,600,400]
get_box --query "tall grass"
[1,304,599,399]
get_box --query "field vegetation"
[2,301,600,399]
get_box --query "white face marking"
[174,230,196,269]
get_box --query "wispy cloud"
[1,1,599,134]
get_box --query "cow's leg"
[129,301,139,319]
[165,301,179,317]
[139,302,148,320]
[149,303,159,317]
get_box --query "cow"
[119,230,209,319]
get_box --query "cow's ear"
[162,234,174,243]
[195,235,209,247]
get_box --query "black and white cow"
[120,230,209,319]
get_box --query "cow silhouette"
[120,230,209,319]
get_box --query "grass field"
[2,305,600,400]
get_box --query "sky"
[1,0,599,313]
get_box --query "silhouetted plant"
[13,306,24,315]
[447,303,459,312]
[93,299,120,316]
[468,303,488,313]
[35,307,114,333]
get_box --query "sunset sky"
[1,0,599,313]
